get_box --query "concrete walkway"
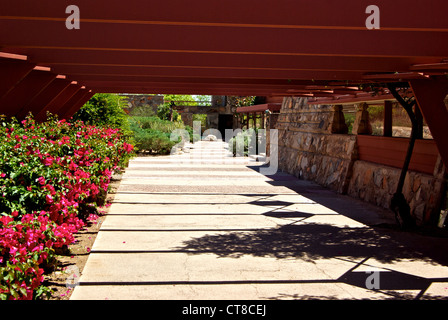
[71,141,448,300]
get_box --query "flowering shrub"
[0,114,134,300]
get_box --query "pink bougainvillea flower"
[37,176,45,185]
[42,156,54,166]
[45,194,54,204]
[0,215,13,225]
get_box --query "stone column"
[329,105,348,134]
[352,103,372,135]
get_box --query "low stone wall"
[275,96,446,225]
[120,94,163,116]
[276,97,356,193]
[347,159,445,225]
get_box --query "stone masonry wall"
[276,97,356,194]
[275,96,446,225]
[347,158,446,225]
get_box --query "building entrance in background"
[218,114,234,140]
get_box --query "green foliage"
[128,105,156,117]
[367,105,384,122]
[129,116,185,154]
[228,129,258,157]
[183,125,199,143]
[344,113,356,134]
[193,114,207,129]
[72,93,131,130]
[157,103,182,122]
[228,96,256,107]
[163,94,209,106]
[131,128,177,155]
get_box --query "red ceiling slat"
[35,83,81,121]
[0,58,35,99]
[5,48,427,73]
[1,0,447,30]
[0,69,56,116]
[1,21,447,59]
[61,90,95,120]
[54,88,88,116]
[16,78,71,119]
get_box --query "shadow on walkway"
[173,164,448,300]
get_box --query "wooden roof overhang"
[0,0,447,96]
[1,1,448,167]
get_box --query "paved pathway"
[71,140,448,300]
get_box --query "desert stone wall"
[275,96,446,225]
[276,97,356,194]
[120,94,164,116]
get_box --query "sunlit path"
[71,141,448,300]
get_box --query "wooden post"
[383,100,393,137]
[414,103,424,139]
[261,112,265,129]
[410,76,448,170]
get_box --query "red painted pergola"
[0,0,447,167]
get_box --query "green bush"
[229,129,258,157]
[132,128,177,155]
[344,113,356,134]
[71,93,131,131]
[157,103,182,122]
[129,116,184,154]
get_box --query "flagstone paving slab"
[71,141,448,300]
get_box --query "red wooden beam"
[14,48,424,74]
[16,78,71,119]
[363,72,430,81]
[90,86,278,96]
[2,20,447,59]
[2,0,447,32]
[35,82,81,121]
[409,76,448,170]
[0,58,35,99]
[410,62,448,71]
[307,93,395,105]
[54,87,88,116]
[50,64,366,81]
[61,91,95,120]
[0,69,56,117]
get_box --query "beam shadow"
[245,165,448,267]
[176,223,427,262]
[176,223,448,299]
